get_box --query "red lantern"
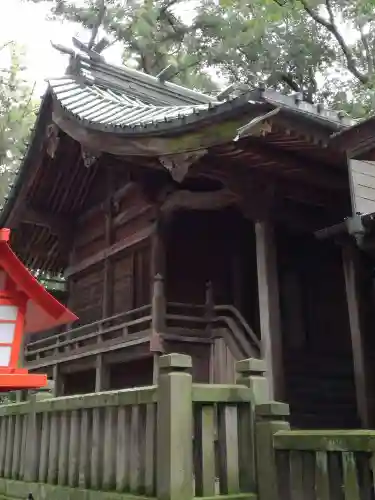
[0,228,78,391]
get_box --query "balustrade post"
[205,280,214,335]
[52,364,65,397]
[157,353,193,500]
[236,358,270,403]
[95,354,110,392]
[205,281,215,382]
[151,274,166,382]
[255,402,290,500]
[235,358,269,492]
[152,274,166,335]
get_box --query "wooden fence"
[255,401,375,500]
[0,354,268,500]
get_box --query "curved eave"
[52,93,272,157]
[52,91,263,137]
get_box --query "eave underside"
[5,112,352,274]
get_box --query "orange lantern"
[0,228,78,391]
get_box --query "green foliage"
[22,0,375,116]
[27,0,218,92]
[0,42,37,205]
[0,391,17,405]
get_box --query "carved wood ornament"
[158,150,208,183]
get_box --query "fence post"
[24,394,41,482]
[255,402,290,500]
[157,353,193,500]
[235,358,269,493]
[236,358,270,403]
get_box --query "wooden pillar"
[205,281,215,383]
[52,364,65,397]
[95,354,110,392]
[231,250,242,311]
[342,244,372,428]
[102,169,113,318]
[255,220,284,401]
[150,219,166,380]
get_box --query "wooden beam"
[21,204,73,258]
[78,181,138,224]
[342,244,373,428]
[161,188,238,214]
[242,139,347,191]
[65,224,154,277]
[255,220,284,400]
[20,205,70,235]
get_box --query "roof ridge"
[65,50,216,106]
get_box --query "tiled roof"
[48,49,356,136]
[49,75,215,130]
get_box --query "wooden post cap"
[236,358,267,375]
[159,353,192,371]
[255,402,290,418]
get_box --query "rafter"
[221,139,347,191]
[20,205,70,235]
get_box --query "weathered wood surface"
[349,159,375,215]
[25,302,261,389]
[255,401,375,500]
[25,305,152,363]
[0,354,262,500]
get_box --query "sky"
[0,0,200,97]
[0,0,357,99]
[0,0,123,96]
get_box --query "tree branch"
[358,22,373,77]
[88,0,106,50]
[299,0,369,84]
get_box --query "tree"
[28,0,218,92]
[26,0,375,117]
[207,0,375,116]
[190,0,336,103]
[0,42,37,205]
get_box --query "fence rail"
[254,402,375,500]
[274,430,375,500]
[0,354,267,500]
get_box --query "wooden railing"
[273,430,375,500]
[25,304,152,362]
[0,354,266,500]
[254,401,375,500]
[214,304,260,359]
[25,301,260,364]
[0,386,157,493]
[166,302,261,358]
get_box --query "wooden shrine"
[2,42,375,430]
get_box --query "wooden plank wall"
[68,170,153,325]
[278,229,360,429]
[349,159,375,214]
